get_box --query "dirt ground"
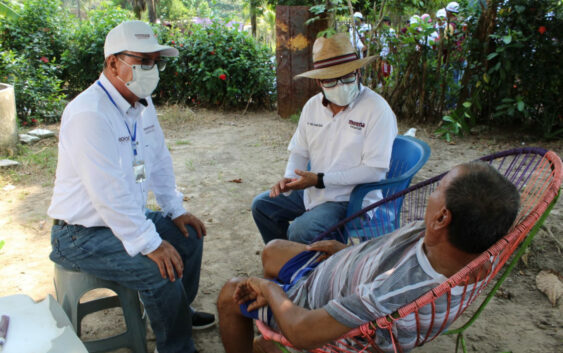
[0,108,561,353]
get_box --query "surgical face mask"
[321,78,360,107]
[118,58,160,99]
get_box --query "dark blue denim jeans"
[251,190,348,244]
[50,211,203,353]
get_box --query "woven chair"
[256,147,562,353]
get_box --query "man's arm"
[282,165,387,191]
[145,102,186,220]
[235,277,352,350]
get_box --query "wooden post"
[276,6,327,118]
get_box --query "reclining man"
[218,161,520,352]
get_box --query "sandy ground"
[0,108,562,353]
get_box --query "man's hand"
[147,240,183,281]
[306,240,348,261]
[233,277,270,311]
[284,169,318,190]
[173,212,206,238]
[270,177,297,197]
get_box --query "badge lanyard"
[97,81,146,183]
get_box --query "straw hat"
[295,33,376,80]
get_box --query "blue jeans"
[251,190,348,244]
[50,211,203,353]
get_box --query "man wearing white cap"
[252,33,397,245]
[349,12,369,58]
[48,20,211,352]
[446,1,460,20]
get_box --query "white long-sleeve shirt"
[48,73,186,256]
[287,85,397,210]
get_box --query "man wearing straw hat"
[252,33,397,245]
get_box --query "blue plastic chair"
[345,135,431,240]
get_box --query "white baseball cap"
[436,8,447,19]
[353,12,363,19]
[446,2,460,13]
[104,20,179,58]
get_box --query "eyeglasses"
[118,52,167,71]
[319,72,357,88]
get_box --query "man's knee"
[262,239,307,279]
[287,216,316,244]
[251,192,268,216]
[218,278,244,314]
[262,239,290,273]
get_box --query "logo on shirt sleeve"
[348,120,365,131]
[144,124,155,134]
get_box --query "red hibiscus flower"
[538,26,546,35]
[40,56,49,63]
[171,40,176,45]
[210,50,215,55]
[219,74,227,81]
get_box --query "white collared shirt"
[48,73,185,256]
[287,85,397,210]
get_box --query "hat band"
[313,53,359,69]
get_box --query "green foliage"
[61,2,132,97]
[0,0,69,124]
[372,18,466,128]
[0,0,20,20]
[473,0,562,139]
[156,22,276,109]
[359,0,561,140]
[433,0,562,140]
[159,0,192,20]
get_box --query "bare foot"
[253,336,284,353]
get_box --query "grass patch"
[0,138,58,187]
[175,139,192,145]
[158,104,197,127]
[289,112,300,124]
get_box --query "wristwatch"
[315,173,325,189]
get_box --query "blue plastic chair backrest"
[344,136,431,241]
[381,136,431,197]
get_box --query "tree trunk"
[148,0,157,23]
[251,0,257,37]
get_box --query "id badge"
[133,160,146,183]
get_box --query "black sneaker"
[192,310,216,330]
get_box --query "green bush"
[473,0,562,139]
[61,3,132,97]
[156,21,276,109]
[0,0,69,124]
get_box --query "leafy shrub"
[0,0,69,124]
[61,3,132,97]
[0,50,66,124]
[156,21,276,109]
[472,0,562,139]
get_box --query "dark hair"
[445,161,520,254]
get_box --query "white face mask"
[322,79,360,107]
[118,58,160,99]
